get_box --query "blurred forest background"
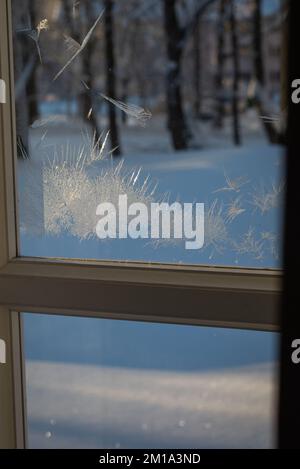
[12,0,286,157]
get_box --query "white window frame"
[0,0,282,449]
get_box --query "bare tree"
[26,0,39,123]
[215,0,226,128]
[252,0,279,143]
[193,14,202,119]
[13,0,31,158]
[162,0,216,150]
[104,0,121,156]
[62,0,101,137]
[229,0,241,145]
[163,0,189,149]
[81,0,101,139]
[116,11,138,125]
[280,0,288,115]
[62,0,81,107]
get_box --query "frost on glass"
[53,11,104,81]
[13,0,285,266]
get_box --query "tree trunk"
[280,0,288,114]
[193,15,202,119]
[253,0,279,143]
[278,0,288,145]
[26,0,39,124]
[63,0,76,35]
[229,0,241,146]
[63,0,99,132]
[104,0,121,156]
[163,0,189,150]
[63,0,82,116]
[253,0,264,84]
[215,0,226,128]
[121,77,129,124]
[81,0,101,139]
[13,0,30,158]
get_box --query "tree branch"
[15,55,37,100]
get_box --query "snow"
[24,313,278,449]
[26,360,277,449]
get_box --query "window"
[0,0,285,449]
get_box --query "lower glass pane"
[22,313,278,449]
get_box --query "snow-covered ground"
[19,110,283,448]
[23,312,279,449]
[26,360,277,449]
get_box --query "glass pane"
[23,313,278,449]
[13,0,285,267]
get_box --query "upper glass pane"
[12,0,285,267]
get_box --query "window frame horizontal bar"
[0,257,282,331]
